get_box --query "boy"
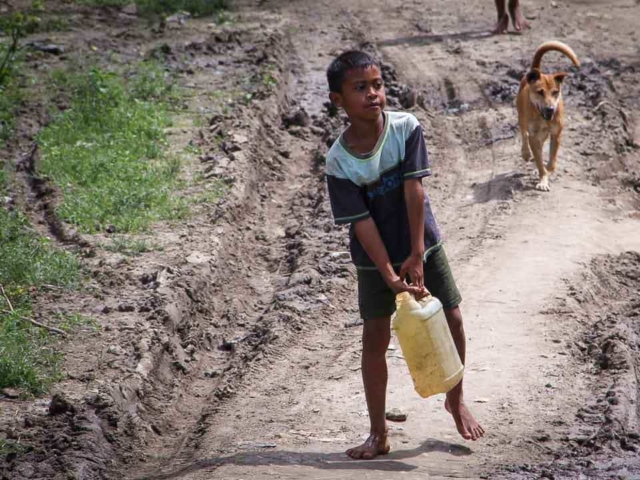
[325,51,484,460]
[493,0,530,34]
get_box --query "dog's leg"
[530,134,550,191]
[520,125,532,162]
[547,128,562,173]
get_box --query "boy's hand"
[399,252,424,289]
[386,275,424,297]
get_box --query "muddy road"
[2,0,640,479]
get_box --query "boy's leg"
[423,247,485,441]
[493,0,509,34]
[508,0,530,31]
[346,315,392,460]
[443,306,485,441]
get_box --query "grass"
[37,62,188,234]
[76,0,229,18]
[0,41,23,146]
[102,235,162,256]
[0,438,28,456]
[192,179,228,204]
[0,208,81,395]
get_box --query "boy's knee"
[363,319,391,355]
[444,307,464,331]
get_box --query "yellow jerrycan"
[392,292,464,398]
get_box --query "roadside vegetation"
[38,62,188,233]
[0,199,83,395]
[0,0,231,397]
[0,14,38,145]
[77,0,229,18]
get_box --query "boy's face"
[330,66,386,122]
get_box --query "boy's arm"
[399,179,425,288]
[354,217,423,295]
[325,168,422,297]
[399,120,432,288]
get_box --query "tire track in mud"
[127,6,364,477]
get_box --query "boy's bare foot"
[346,432,390,460]
[445,397,485,441]
[508,0,531,31]
[492,14,509,34]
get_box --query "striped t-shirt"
[325,111,441,270]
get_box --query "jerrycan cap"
[396,292,412,302]
[395,291,416,308]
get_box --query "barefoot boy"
[493,0,530,34]
[325,51,484,460]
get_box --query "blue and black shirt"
[326,111,441,270]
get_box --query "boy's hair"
[327,51,380,93]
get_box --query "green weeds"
[38,63,188,233]
[76,0,229,18]
[0,209,81,395]
[102,235,162,256]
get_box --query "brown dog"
[517,41,580,191]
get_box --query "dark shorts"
[357,246,462,320]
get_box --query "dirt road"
[3,0,639,479]
[127,0,640,478]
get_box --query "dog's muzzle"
[541,106,555,121]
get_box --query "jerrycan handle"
[418,292,433,306]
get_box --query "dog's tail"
[531,41,580,70]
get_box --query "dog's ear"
[554,72,569,84]
[526,69,541,83]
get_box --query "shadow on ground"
[377,29,494,48]
[136,438,473,479]
[472,172,527,203]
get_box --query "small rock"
[232,133,249,144]
[36,462,56,477]
[23,416,35,428]
[287,126,305,137]
[221,141,241,154]
[186,251,211,264]
[204,369,220,378]
[550,0,558,7]
[121,3,137,14]
[310,125,325,136]
[283,108,310,128]
[172,361,188,374]
[1,388,20,399]
[93,304,111,314]
[31,43,65,55]
[117,303,135,312]
[16,462,36,478]
[386,408,408,422]
[166,12,191,24]
[237,441,277,449]
[278,148,291,158]
[400,88,418,109]
[49,393,76,416]
[107,345,124,356]
[106,224,116,234]
[230,150,247,163]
